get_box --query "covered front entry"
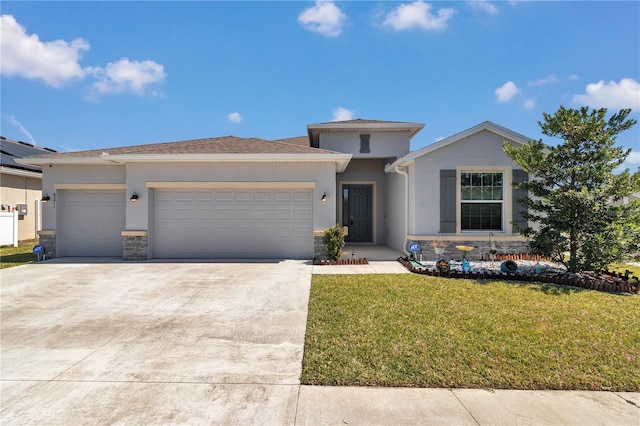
[59,190,126,257]
[153,188,313,259]
[342,184,373,243]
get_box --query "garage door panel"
[294,208,312,219]
[294,191,312,202]
[61,191,125,257]
[154,188,312,259]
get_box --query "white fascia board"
[384,158,414,173]
[16,153,353,171]
[389,121,532,168]
[308,122,425,138]
[15,157,108,166]
[0,166,43,179]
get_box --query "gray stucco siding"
[412,130,523,237]
[319,131,411,159]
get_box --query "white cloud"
[572,78,640,110]
[88,58,166,96]
[569,74,579,81]
[7,114,36,145]
[383,1,455,31]
[468,1,499,14]
[523,99,536,110]
[227,112,242,123]
[495,81,520,103]
[626,151,640,165]
[0,14,88,87]
[298,1,346,37]
[528,74,558,87]
[332,107,354,121]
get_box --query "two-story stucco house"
[18,119,531,260]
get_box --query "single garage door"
[60,190,126,257]
[154,189,313,259]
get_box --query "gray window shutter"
[440,170,457,233]
[512,169,528,232]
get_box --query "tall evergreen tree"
[503,106,640,272]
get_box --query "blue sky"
[1,1,639,169]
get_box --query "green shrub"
[323,224,345,261]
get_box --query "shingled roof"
[24,135,339,159]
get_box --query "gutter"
[16,153,353,172]
[394,165,411,257]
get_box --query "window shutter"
[511,169,528,232]
[440,170,457,233]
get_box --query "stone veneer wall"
[313,235,327,260]
[412,240,530,261]
[38,233,56,258]
[122,235,148,260]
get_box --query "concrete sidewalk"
[296,386,640,425]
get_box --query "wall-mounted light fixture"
[130,192,139,203]
[321,193,328,202]
[41,194,51,203]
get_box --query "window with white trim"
[460,172,503,231]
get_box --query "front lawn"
[0,239,39,269]
[302,274,640,391]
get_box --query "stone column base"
[122,231,148,260]
[314,235,327,260]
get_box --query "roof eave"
[307,122,425,139]
[16,153,353,171]
[15,157,109,166]
[0,166,43,179]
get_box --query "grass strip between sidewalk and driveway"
[0,239,39,269]
[301,274,639,391]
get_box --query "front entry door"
[343,184,373,242]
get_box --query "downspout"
[395,165,410,257]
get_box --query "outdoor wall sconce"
[321,193,328,202]
[130,192,139,202]
[41,194,51,203]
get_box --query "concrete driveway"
[1,259,311,424]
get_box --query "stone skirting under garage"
[122,231,148,260]
[38,230,56,258]
[409,239,530,262]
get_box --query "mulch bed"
[313,258,369,265]
[398,257,639,294]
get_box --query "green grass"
[302,274,640,391]
[609,263,640,277]
[0,239,39,269]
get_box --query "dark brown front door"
[342,184,373,242]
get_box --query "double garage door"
[153,188,313,259]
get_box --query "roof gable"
[387,121,531,170]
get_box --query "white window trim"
[456,166,512,234]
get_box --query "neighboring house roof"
[18,135,352,171]
[386,121,531,171]
[307,119,425,148]
[0,136,57,177]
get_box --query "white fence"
[0,211,19,247]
